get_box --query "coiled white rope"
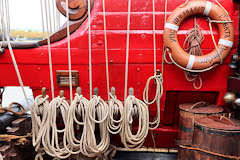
[31,94,50,160]
[102,0,124,135]
[120,93,149,149]
[64,91,89,155]
[143,0,163,130]
[41,95,71,159]
[107,92,124,134]
[143,74,163,130]
[81,94,110,157]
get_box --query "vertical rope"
[66,0,73,103]
[40,0,46,39]
[1,0,29,107]
[124,0,131,100]
[5,0,10,35]
[56,3,60,30]
[52,0,56,32]
[152,0,156,75]
[44,0,55,98]
[88,0,92,99]
[47,0,53,34]
[102,0,110,100]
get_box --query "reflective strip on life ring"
[163,0,234,70]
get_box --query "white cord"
[88,0,92,99]
[66,0,73,103]
[152,0,156,74]
[124,0,131,101]
[102,0,110,100]
[44,0,55,98]
[51,0,56,32]
[40,0,45,39]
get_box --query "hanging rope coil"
[81,95,110,158]
[183,18,204,89]
[120,94,149,149]
[143,74,163,130]
[31,94,50,160]
[107,93,124,134]
[40,96,71,159]
[63,92,89,155]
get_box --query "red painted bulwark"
[0,0,239,148]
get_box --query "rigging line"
[88,0,92,99]
[51,0,56,32]
[40,0,45,39]
[124,0,131,101]
[44,0,55,98]
[56,2,60,30]
[0,0,5,44]
[152,0,156,75]
[102,0,110,100]
[47,0,53,34]
[5,0,10,34]
[66,0,73,103]
[2,0,29,107]
[162,0,168,76]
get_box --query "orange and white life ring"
[163,0,234,70]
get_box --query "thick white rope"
[152,0,156,74]
[41,96,71,159]
[120,95,149,149]
[40,0,46,39]
[66,0,73,103]
[88,0,92,99]
[1,0,29,107]
[51,0,56,32]
[124,0,131,100]
[44,0,55,98]
[81,95,110,157]
[64,93,89,155]
[102,0,110,100]
[31,95,49,160]
[47,0,53,34]
[143,74,163,130]
[142,0,163,130]
[107,93,124,134]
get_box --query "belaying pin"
[76,87,82,95]
[42,87,46,98]
[94,88,98,96]
[111,87,116,96]
[59,90,64,98]
[129,88,134,96]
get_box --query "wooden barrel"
[191,115,240,160]
[177,102,223,146]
